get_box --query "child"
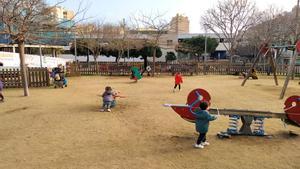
[100,86,114,112]
[193,101,217,149]
[53,73,64,88]
[240,69,258,80]
[173,72,183,92]
[251,68,258,80]
[110,91,126,108]
[0,77,4,102]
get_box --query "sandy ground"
[0,75,300,169]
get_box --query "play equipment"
[280,40,300,99]
[241,41,300,99]
[130,67,142,81]
[164,88,300,137]
[241,69,258,80]
[146,66,152,72]
[242,43,278,87]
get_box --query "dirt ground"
[0,75,300,169]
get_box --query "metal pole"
[74,34,77,62]
[39,45,43,68]
[205,33,207,55]
[12,45,16,53]
[296,0,299,40]
[280,0,300,99]
[204,24,208,75]
[127,42,129,58]
[204,24,208,59]
[292,0,300,80]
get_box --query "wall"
[0,52,72,68]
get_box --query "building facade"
[0,6,75,56]
[170,14,190,34]
[50,6,75,21]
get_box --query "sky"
[47,0,298,33]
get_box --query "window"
[167,40,173,46]
[63,11,68,19]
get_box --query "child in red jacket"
[173,72,183,92]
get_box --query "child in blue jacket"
[193,101,217,149]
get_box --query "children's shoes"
[194,144,204,149]
[107,109,111,112]
[202,142,210,146]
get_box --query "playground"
[1,75,300,169]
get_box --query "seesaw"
[164,89,300,137]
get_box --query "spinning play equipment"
[131,67,142,81]
[164,89,300,137]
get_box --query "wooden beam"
[164,104,287,119]
[241,48,267,86]
[280,51,298,99]
[268,52,279,86]
[209,108,286,119]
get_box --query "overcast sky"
[48,0,298,33]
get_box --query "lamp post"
[39,32,43,67]
[280,0,300,99]
[74,33,77,62]
[205,30,207,56]
[203,24,209,75]
[296,0,300,40]
[204,24,209,62]
[292,0,300,80]
[39,45,43,67]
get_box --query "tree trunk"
[115,56,120,63]
[117,50,121,63]
[93,55,97,62]
[87,52,90,63]
[141,56,148,76]
[228,47,235,74]
[152,47,156,77]
[94,55,98,74]
[18,41,30,96]
[280,51,298,99]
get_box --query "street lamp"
[203,24,209,62]
[74,32,77,62]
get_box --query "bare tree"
[105,19,130,63]
[0,0,85,96]
[76,21,107,67]
[201,0,258,63]
[246,6,294,49]
[132,11,170,76]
